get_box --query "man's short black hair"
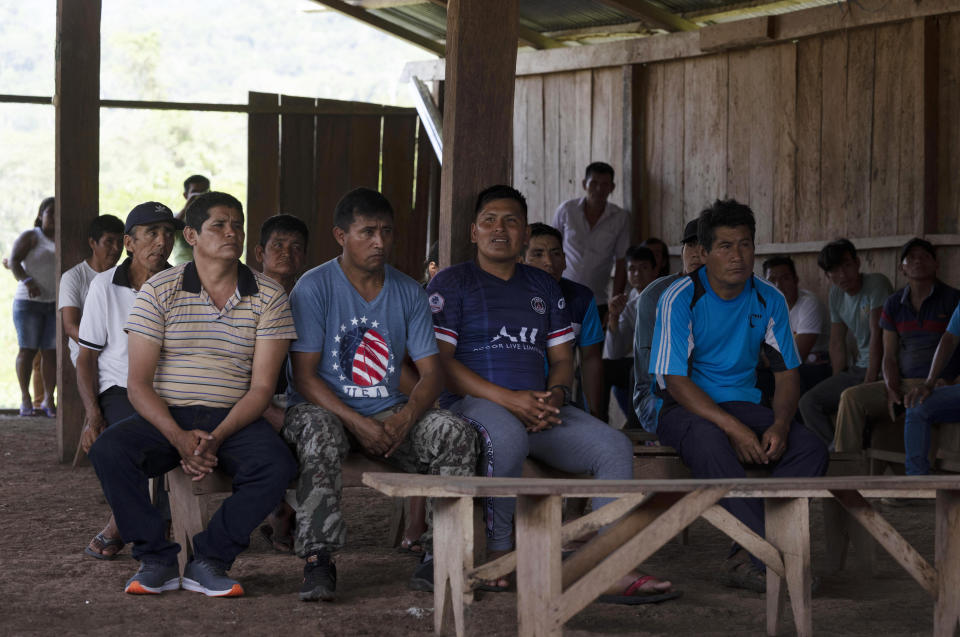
[817,238,857,272]
[762,255,797,278]
[183,174,210,194]
[259,214,309,248]
[698,199,756,253]
[626,245,657,268]
[88,214,124,242]
[474,185,527,221]
[185,191,244,231]
[529,222,562,244]
[333,188,394,232]
[584,162,614,180]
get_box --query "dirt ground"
[0,414,937,636]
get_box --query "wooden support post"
[764,498,812,637]
[516,495,562,637]
[437,0,518,268]
[934,489,960,636]
[55,0,101,463]
[245,92,280,268]
[432,496,474,637]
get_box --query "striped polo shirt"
[125,261,297,408]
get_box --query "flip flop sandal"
[19,404,37,417]
[475,579,510,593]
[597,575,682,605]
[84,532,124,560]
[397,537,424,556]
[259,524,294,554]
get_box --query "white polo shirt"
[790,288,830,361]
[552,197,630,305]
[58,260,98,366]
[77,259,140,395]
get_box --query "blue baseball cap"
[124,201,185,234]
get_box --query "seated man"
[428,185,673,600]
[283,188,477,601]
[759,255,831,399]
[650,199,828,592]
[903,301,960,475]
[798,239,892,445]
[78,202,178,559]
[88,192,298,597]
[602,245,658,424]
[834,238,960,454]
[633,218,702,432]
[59,214,124,367]
[524,222,604,417]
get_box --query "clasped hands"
[177,429,221,481]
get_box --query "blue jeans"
[89,406,297,568]
[451,395,634,552]
[904,385,960,475]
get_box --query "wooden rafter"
[308,0,445,56]
[423,0,565,50]
[596,0,699,32]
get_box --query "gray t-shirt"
[828,272,893,369]
[632,272,683,432]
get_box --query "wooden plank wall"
[246,95,431,280]
[513,66,628,225]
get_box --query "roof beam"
[596,0,699,32]
[422,0,565,49]
[308,0,445,56]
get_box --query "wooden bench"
[363,473,960,637]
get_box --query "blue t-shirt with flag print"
[286,258,437,416]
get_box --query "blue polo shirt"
[879,281,960,379]
[558,277,603,348]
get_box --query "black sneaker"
[182,558,244,597]
[124,561,181,595]
[408,556,434,592]
[300,551,337,601]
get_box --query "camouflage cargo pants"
[282,402,477,558]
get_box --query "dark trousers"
[602,357,638,426]
[88,406,297,569]
[657,401,828,562]
[99,386,136,426]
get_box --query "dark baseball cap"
[899,237,935,262]
[681,219,699,244]
[124,201,185,234]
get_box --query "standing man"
[798,239,893,446]
[633,218,702,432]
[59,214,124,367]
[88,192,298,597]
[78,203,178,559]
[284,188,476,601]
[552,162,630,323]
[170,174,210,265]
[650,200,828,592]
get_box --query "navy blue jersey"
[559,277,603,348]
[427,261,574,408]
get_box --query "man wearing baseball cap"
[78,201,180,560]
[632,218,703,432]
[833,237,960,454]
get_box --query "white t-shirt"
[603,287,640,360]
[78,261,137,395]
[14,227,56,302]
[790,288,829,362]
[552,198,630,305]
[58,260,99,366]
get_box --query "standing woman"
[10,197,57,417]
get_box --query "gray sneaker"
[182,558,244,597]
[124,561,181,595]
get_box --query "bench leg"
[433,496,473,637]
[765,498,812,637]
[516,495,562,637]
[935,490,960,636]
[166,470,206,574]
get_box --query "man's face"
[826,253,861,294]
[900,246,937,281]
[524,234,565,281]
[582,172,614,206]
[256,230,306,280]
[764,264,799,301]
[471,198,528,264]
[681,241,702,273]
[90,232,123,268]
[336,213,393,273]
[188,205,244,261]
[627,258,657,291]
[126,222,175,273]
[702,225,755,290]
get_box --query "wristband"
[548,384,571,406]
